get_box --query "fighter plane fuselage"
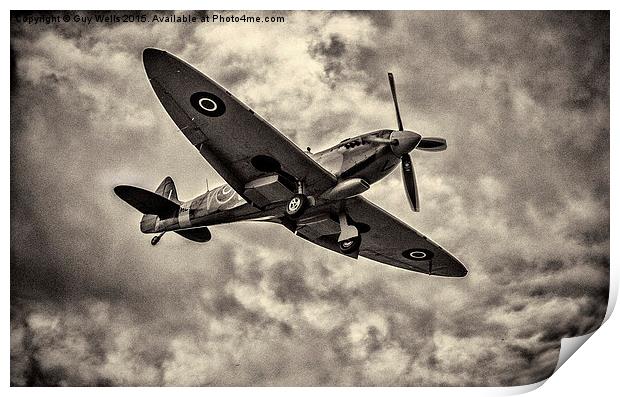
[142,128,404,234]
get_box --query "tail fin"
[155,176,179,203]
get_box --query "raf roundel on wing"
[402,248,434,261]
[190,92,226,117]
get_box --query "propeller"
[400,153,419,211]
[388,73,404,131]
[385,73,447,212]
[417,137,447,152]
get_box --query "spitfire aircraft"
[114,48,468,277]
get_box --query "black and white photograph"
[10,9,610,387]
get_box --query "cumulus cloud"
[10,10,608,386]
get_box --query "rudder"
[155,176,179,203]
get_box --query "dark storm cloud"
[10,10,608,386]
[309,34,348,82]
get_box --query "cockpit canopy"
[338,129,393,149]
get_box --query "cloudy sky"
[10,11,609,386]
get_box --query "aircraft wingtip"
[142,48,170,67]
[113,185,129,197]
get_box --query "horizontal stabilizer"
[114,185,179,218]
[175,227,212,242]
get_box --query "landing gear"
[151,232,165,246]
[337,212,361,254]
[339,236,361,254]
[286,194,308,219]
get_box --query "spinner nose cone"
[390,130,422,157]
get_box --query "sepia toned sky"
[10,10,609,386]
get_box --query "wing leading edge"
[142,48,336,205]
[298,196,468,277]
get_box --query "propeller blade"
[388,72,404,131]
[417,137,447,152]
[401,153,419,212]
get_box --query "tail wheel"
[286,194,308,218]
[151,232,165,246]
[339,236,361,254]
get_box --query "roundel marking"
[216,185,236,204]
[198,97,218,112]
[402,248,434,261]
[190,92,226,117]
[341,240,355,248]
